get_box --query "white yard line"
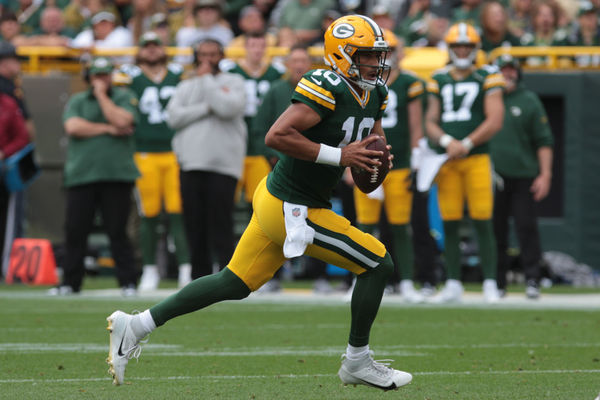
[0,342,597,354]
[1,369,599,384]
[2,289,599,310]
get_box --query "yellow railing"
[15,45,600,77]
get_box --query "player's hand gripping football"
[340,134,393,174]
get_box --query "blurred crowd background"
[0,0,598,59]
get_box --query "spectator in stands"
[306,9,340,47]
[410,13,449,48]
[491,55,553,299]
[570,2,599,46]
[71,11,134,50]
[175,0,233,64]
[166,39,246,279]
[371,4,395,31]
[0,92,29,279]
[278,0,336,44]
[276,26,298,48]
[0,12,29,46]
[53,56,140,296]
[148,12,172,45]
[569,2,600,67]
[451,0,483,28]
[480,1,520,53]
[26,6,77,47]
[229,5,277,48]
[128,0,166,43]
[10,0,44,36]
[520,0,569,47]
[64,0,120,34]
[507,0,534,37]
[396,0,432,46]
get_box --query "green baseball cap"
[139,31,162,47]
[494,54,520,69]
[88,57,114,75]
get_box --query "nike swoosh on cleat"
[117,335,126,357]
[354,378,397,391]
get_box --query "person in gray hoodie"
[167,38,247,279]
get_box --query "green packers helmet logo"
[332,23,355,39]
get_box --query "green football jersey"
[120,63,182,152]
[427,65,505,155]
[221,61,285,156]
[267,69,388,208]
[382,71,424,169]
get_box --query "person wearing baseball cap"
[71,11,133,50]
[52,55,140,296]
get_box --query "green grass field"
[1,279,599,399]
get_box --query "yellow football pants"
[228,178,387,291]
[354,168,413,225]
[236,155,271,203]
[134,152,182,217]
[435,154,493,221]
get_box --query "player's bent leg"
[338,253,412,390]
[107,268,251,384]
[149,268,250,326]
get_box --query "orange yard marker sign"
[5,238,58,285]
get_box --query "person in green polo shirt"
[51,57,140,296]
[490,55,554,299]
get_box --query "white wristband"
[461,137,474,152]
[315,144,342,166]
[439,134,453,148]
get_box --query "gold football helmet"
[324,14,390,91]
[444,22,481,69]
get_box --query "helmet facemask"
[344,45,391,91]
[448,44,478,70]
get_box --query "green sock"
[349,252,394,346]
[391,224,413,280]
[150,267,250,326]
[443,220,461,280]
[140,216,159,266]
[472,219,497,280]
[168,213,190,264]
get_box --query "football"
[351,134,390,194]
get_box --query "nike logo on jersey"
[310,77,322,86]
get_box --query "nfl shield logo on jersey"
[292,208,301,217]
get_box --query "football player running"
[352,30,425,303]
[106,15,412,391]
[425,23,505,303]
[117,32,191,291]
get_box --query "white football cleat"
[106,311,145,385]
[138,265,160,291]
[482,279,501,303]
[429,279,463,303]
[338,351,412,391]
[399,280,425,303]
